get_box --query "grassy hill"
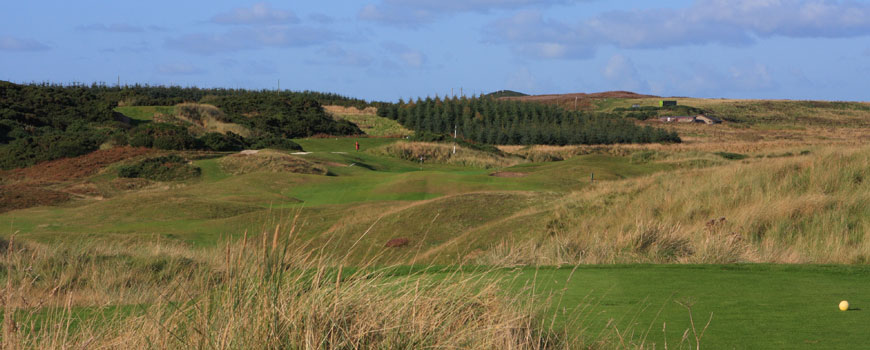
[7,90,870,348]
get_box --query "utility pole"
[453,124,458,154]
[277,79,280,92]
[574,97,578,110]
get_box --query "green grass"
[507,264,870,349]
[334,113,413,137]
[114,106,175,124]
[0,139,667,252]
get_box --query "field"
[4,98,870,348]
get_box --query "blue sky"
[1,0,869,101]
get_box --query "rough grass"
[373,141,524,169]
[219,150,328,176]
[0,231,570,349]
[480,146,870,265]
[323,105,413,138]
[175,103,252,137]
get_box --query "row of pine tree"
[377,96,680,145]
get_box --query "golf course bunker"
[489,171,528,178]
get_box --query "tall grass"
[479,146,870,265]
[1,227,577,349]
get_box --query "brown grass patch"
[0,147,155,184]
[323,105,378,115]
[0,185,71,213]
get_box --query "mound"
[175,103,252,137]
[373,142,523,169]
[219,150,328,176]
[0,184,71,213]
[0,147,155,184]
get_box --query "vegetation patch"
[377,96,680,145]
[117,155,201,181]
[715,151,749,160]
[0,146,154,183]
[0,184,71,213]
[373,141,523,169]
[326,106,413,137]
[218,150,328,176]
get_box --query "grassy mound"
[175,103,252,137]
[324,105,413,137]
[373,141,524,169]
[219,150,328,176]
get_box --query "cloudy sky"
[2,0,869,101]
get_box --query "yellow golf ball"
[839,300,849,311]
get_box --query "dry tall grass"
[175,103,252,137]
[1,227,580,349]
[374,141,524,169]
[479,146,870,265]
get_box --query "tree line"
[0,81,363,169]
[377,96,681,145]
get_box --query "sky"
[1,0,870,102]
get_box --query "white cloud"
[312,45,374,67]
[486,0,870,59]
[77,23,145,33]
[211,2,299,25]
[165,26,335,54]
[382,42,427,68]
[0,36,50,51]
[602,54,650,93]
[359,0,577,27]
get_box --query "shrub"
[128,123,199,150]
[0,129,107,170]
[117,155,201,181]
[199,132,246,152]
[247,135,302,151]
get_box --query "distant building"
[658,114,722,124]
[659,100,677,107]
[631,104,641,109]
[659,116,696,123]
[695,115,722,124]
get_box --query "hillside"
[6,88,870,348]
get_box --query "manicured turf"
[508,264,870,349]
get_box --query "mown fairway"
[513,265,870,349]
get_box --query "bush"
[117,155,201,181]
[247,135,302,151]
[128,123,199,150]
[0,129,107,170]
[199,132,246,152]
